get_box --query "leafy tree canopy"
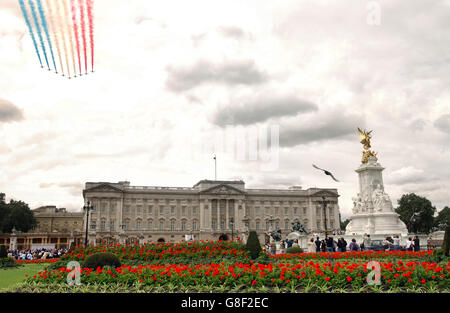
[434,206,450,231]
[395,193,436,234]
[0,198,37,233]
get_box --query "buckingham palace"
[82,180,340,244]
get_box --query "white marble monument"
[345,129,408,237]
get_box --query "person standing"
[363,234,372,251]
[337,237,347,252]
[320,239,327,252]
[393,235,400,251]
[315,237,321,252]
[406,237,414,251]
[308,238,316,253]
[326,235,334,252]
[349,238,359,251]
[413,236,420,252]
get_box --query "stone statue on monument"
[291,221,308,234]
[352,193,363,214]
[372,184,394,212]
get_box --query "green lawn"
[0,264,46,290]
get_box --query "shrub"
[82,252,121,269]
[286,246,303,254]
[256,252,271,264]
[0,245,7,258]
[0,257,20,269]
[245,231,262,259]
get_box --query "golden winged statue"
[357,128,378,163]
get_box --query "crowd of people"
[267,233,424,254]
[6,248,68,260]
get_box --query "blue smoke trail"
[36,0,57,72]
[18,0,42,67]
[28,0,49,69]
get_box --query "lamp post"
[83,201,94,247]
[318,196,331,237]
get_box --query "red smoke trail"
[78,0,87,74]
[71,0,82,75]
[87,0,93,72]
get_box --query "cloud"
[279,111,365,147]
[217,26,245,39]
[39,182,83,197]
[0,98,24,123]
[165,59,267,92]
[434,114,450,133]
[387,166,425,185]
[212,96,318,126]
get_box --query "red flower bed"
[26,259,450,291]
[271,250,434,260]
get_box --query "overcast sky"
[1,0,449,220]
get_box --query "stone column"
[216,200,220,231]
[226,199,229,230]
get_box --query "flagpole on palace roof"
[214,154,217,181]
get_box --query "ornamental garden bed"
[2,241,449,293]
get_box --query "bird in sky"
[312,164,340,182]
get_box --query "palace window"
[137,206,142,214]
[148,205,153,214]
[111,206,115,214]
[275,207,279,215]
[125,206,130,213]
[123,221,129,230]
[73,221,78,225]
[294,208,298,215]
[265,221,270,231]
[330,220,334,229]
[147,220,152,230]
[265,207,270,215]
[303,207,307,215]
[220,220,224,230]
[192,220,197,230]
[159,220,164,230]
[182,206,186,215]
[284,207,289,215]
[212,220,216,230]
[316,220,321,229]
[160,206,164,214]
[244,220,249,228]
[171,206,175,214]
[90,221,96,230]
[192,207,197,215]
[170,220,175,231]
[285,220,289,229]
[100,221,105,231]
[255,207,259,215]
[136,220,141,230]
[110,220,115,231]
[256,221,260,230]
[181,220,186,231]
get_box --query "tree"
[443,225,450,257]
[0,199,37,233]
[245,231,262,259]
[340,218,351,230]
[395,193,436,234]
[434,206,450,231]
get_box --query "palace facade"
[83,180,340,244]
[0,205,84,250]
